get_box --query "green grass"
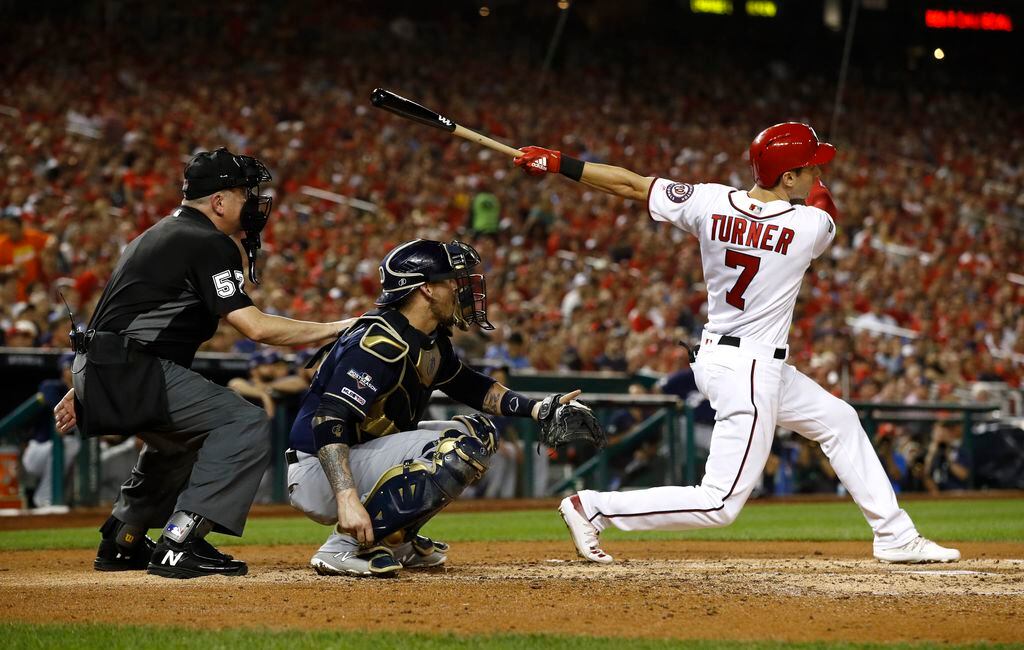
[1,498,1021,552]
[3,623,1022,650]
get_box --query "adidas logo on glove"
[530,157,548,171]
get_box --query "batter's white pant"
[577,337,918,553]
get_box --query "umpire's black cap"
[182,147,271,200]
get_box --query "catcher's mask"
[183,147,273,284]
[376,239,494,331]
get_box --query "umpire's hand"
[336,489,374,546]
[54,388,77,434]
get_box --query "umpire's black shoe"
[94,535,156,572]
[146,536,248,579]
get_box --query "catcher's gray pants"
[104,359,271,536]
[287,420,470,554]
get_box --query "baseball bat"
[371,88,524,159]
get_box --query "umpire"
[53,148,351,579]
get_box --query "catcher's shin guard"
[363,432,491,543]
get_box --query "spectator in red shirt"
[0,208,56,302]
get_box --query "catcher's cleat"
[362,546,402,577]
[558,494,613,564]
[874,536,960,564]
[394,541,447,569]
[146,536,248,579]
[310,551,372,577]
[413,534,449,555]
[94,534,156,571]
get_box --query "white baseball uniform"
[576,180,919,553]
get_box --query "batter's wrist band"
[559,155,585,182]
[499,390,537,418]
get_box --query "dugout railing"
[848,401,1001,490]
[0,347,1008,505]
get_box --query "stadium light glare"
[746,1,777,18]
[933,48,945,60]
[691,0,733,15]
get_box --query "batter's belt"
[701,331,788,361]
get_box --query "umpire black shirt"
[88,206,253,368]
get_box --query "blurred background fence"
[2,348,1019,510]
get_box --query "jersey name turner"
[710,214,795,255]
[648,180,835,347]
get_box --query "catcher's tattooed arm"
[481,383,583,419]
[482,383,504,415]
[317,440,373,545]
[317,441,356,493]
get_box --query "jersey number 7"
[724,249,760,310]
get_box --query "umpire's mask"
[183,147,273,284]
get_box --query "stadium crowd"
[2,4,1022,499]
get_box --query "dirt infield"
[2,541,1022,643]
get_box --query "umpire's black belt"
[718,335,787,360]
[285,449,299,465]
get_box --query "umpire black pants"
[102,359,271,536]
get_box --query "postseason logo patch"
[665,182,694,204]
[347,369,377,391]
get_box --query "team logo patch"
[341,387,367,406]
[347,369,377,391]
[665,182,694,204]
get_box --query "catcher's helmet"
[376,239,494,330]
[749,123,835,188]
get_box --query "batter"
[514,123,960,565]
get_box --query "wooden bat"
[371,88,524,158]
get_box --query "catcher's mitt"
[536,394,607,449]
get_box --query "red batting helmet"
[749,122,836,188]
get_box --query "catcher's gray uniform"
[288,420,473,562]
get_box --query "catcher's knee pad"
[452,414,499,454]
[363,433,490,543]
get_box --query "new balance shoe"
[94,534,156,571]
[874,536,961,564]
[558,494,613,564]
[146,536,248,578]
[402,549,447,569]
[394,539,447,569]
[310,551,373,577]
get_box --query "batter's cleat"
[874,536,961,564]
[558,494,613,564]
[146,537,248,578]
[310,551,372,577]
[94,535,156,571]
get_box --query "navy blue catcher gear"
[362,429,492,544]
[375,239,494,330]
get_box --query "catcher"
[286,238,605,577]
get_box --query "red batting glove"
[807,178,840,221]
[515,146,562,177]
